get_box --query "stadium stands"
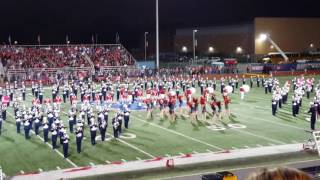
[0,44,135,70]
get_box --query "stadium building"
[174,17,320,62]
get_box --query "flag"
[116,32,120,44]
[8,35,11,45]
[37,35,41,45]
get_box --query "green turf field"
[0,75,319,177]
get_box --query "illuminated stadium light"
[182,46,188,52]
[259,33,268,42]
[236,46,243,54]
[257,33,289,62]
[208,46,215,53]
[310,43,314,48]
[270,45,274,49]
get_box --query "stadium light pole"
[156,0,159,70]
[193,29,198,65]
[258,33,289,62]
[144,32,149,61]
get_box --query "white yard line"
[121,159,127,162]
[132,114,224,151]
[232,128,285,145]
[89,162,95,166]
[192,150,199,154]
[231,147,238,150]
[38,168,43,172]
[19,170,24,174]
[106,133,155,159]
[256,144,263,147]
[105,160,111,164]
[232,111,305,131]
[165,154,171,157]
[56,166,61,170]
[7,112,78,168]
[244,145,251,149]
[179,152,185,156]
[206,149,213,153]
[136,157,142,161]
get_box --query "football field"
[0,75,319,177]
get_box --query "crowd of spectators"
[91,46,135,67]
[0,45,135,70]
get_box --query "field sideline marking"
[89,162,95,166]
[232,128,285,145]
[106,133,155,159]
[159,159,320,180]
[7,112,78,168]
[131,114,224,151]
[232,111,305,131]
[241,100,310,126]
[206,149,213,153]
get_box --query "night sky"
[0,0,319,51]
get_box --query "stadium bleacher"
[0,44,135,70]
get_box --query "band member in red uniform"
[200,94,207,120]
[223,93,231,118]
[177,94,184,114]
[240,86,245,100]
[191,97,199,124]
[210,99,222,123]
[157,95,165,119]
[54,96,62,111]
[44,98,51,105]
[106,93,113,104]
[70,93,77,105]
[83,94,90,104]
[94,94,100,105]
[32,98,40,106]
[144,96,153,119]
[168,95,176,123]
